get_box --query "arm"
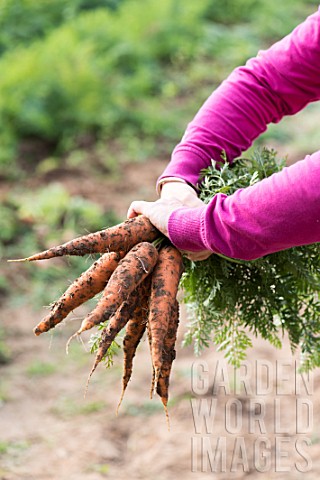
[168,151,320,260]
[158,8,320,188]
[129,149,320,260]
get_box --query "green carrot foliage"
[182,149,320,371]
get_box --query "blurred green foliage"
[1,184,119,306]
[0,327,11,364]
[0,0,124,53]
[1,183,118,257]
[0,0,318,174]
[51,396,107,417]
[26,360,57,376]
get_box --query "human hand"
[127,197,185,237]
[160,181,201,206]
[127,181,212,262]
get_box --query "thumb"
[127,200,152,219]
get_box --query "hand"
[127,181,212,262]
[160,181,201,206]
[127,197,184,237]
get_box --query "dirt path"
[1,301,320,479]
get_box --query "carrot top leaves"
[181,148,320,371]
[88,326,122,369]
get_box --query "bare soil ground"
[1,159,320,479]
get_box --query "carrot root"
[77,242,158,334]
[34,251,123,336]
[156,300,180,425]
[65,331,80,355]
[148,245,183,381]
[7,258,29,263]
[117,279,151,414]
[15,216,159,262]
[146,320,155,399]
[85,283,144,391]
[164,403,170,431]
[84,356,101,398]
[13,213,185,423]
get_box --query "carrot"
[9,216,159,262]
[73,242,158,336]
[147,319,156,399]
[117,277,151,413]
[33,251,123,336]
[148,245,184,389]
[156,299,180,428]
[85,287,141,392]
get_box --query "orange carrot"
[85,287,141,389]
[33,251,123,336]
[156,299,180,427]
[117,278,151,413]
[147,318,156,399]
[74,242,158,336]
[148,245,184,388]
[10,216,159,262]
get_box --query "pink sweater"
[158,8,320,260]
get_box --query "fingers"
[127,198,212,261]
[127,199,181,237]
[127,200,153,219]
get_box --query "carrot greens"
[181,149,320,371]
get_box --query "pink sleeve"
[158,8,320,187]
[159,9,320,259]
[167,151,320,260]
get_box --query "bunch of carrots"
[11,216,184,424]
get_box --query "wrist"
[157,176,198,194]
[168,204,208,252]
[161,182,199,204]
[158,178,198,198]
[156,177,188,196]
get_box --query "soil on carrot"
[1,160,320,479]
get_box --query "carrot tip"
[77,321,92,335]
[33,327,42,336]
[84,372,92,399]
[65,331,80,355]
[163,404,170,432]
[153,368,161,395]
[84,361,99,399]
[150,374,155,399]
[7,258,29,263]
[116,392,124,416]
[116,379,129,415]
[84,379,90,399]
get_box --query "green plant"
[0,0,316,175]
[90,463,110,475]
[51,396,107,417]
[26,361,57,377]
[182,149,320,371]
[0,0,124,54]
[0,440,30,456]
[0,328,11,365]
[124,401,165,416]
